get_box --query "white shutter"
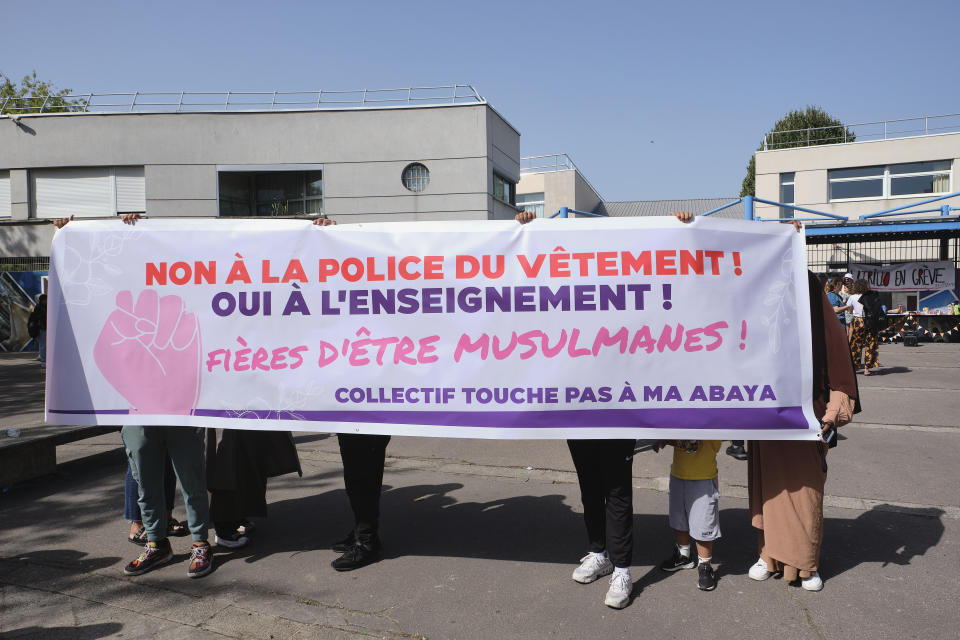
[115,166,146,212]
[0,171,10,217]
[32,168,114,218]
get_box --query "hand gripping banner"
[45,217,818,440]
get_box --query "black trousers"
[567,439,635,568]
[338,433,391,543]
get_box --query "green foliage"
[739,155,756,198]
[740,106,855,197]
[0,71,82,114]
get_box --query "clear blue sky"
[2,0,957,201]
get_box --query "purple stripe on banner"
[48,409,131,415]
[186,406,804,430]
[49,407,807,430]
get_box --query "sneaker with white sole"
[801,572,823,591]
[748,558,772,581]
[604,571,632,609]
[697,563,717,591]
[572,552,613,584]
[215,531,249,549]
[659,547,697,572]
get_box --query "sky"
[2,0,958,201]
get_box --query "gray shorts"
[669,476,721,541]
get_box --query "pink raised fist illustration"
[94,289,202,415]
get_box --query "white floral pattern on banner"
[760,247,797,355]
[221,383,327,422]
[58,229,142,306]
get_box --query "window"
[516,192,545,218]
[889,161,951,196]
[778,173,795,219]
[493,173,515,206]
[829,161,951,201]
[0,171,10,218]
[218,170,323,217]
[30,167,145,218]
[401,163,430,192]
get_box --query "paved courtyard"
[1,342,958,639]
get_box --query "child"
[655,439,722,591]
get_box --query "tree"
[740,106,854,197]
[0,71,81,114]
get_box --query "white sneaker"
[572,552,613,584]
[748,558,772,581]
[604,571,632,609]
[801,572,823,591]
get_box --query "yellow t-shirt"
[670,440,721,480]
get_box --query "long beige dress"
[748,273,859,572]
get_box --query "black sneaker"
[331,531,356,554]
[214,530,249,549]
[659,547,697,572]
[331,539,383,572]
[123,539,173,576]
[725,444,748,460]
[698,563,717,591]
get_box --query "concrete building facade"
[0,92,521,263]
[516,155,603,218]
[754,132,960,220]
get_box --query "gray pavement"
[0,344,958,639]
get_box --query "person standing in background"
[840,274,854,341]
[27,294,47,366]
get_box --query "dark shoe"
[331,531,356,554]
[123,540,173,576]
[167,517,189,537]
[236,519,257,536]
[725,444,748,461]
[698,563,717,591]
[128,525,148,545]
[187,541,214,578]
[659,547,697,572]
[214,530,249,549]
[331,540,383,572]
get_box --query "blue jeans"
[123,457,177,522]
[38,331,46,363]
[122,425,210,543]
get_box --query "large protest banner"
[45,217,818,440]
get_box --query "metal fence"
[0,85,485,115]
[806,237,960,274]
[0,257,50,272]
[762,112,960,150]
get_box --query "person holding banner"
[515,209,650,609]
[53,214,214,578]
[312,215,392,572]
[747,254,860,591]
[206,428,303,548]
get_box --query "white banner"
[45,217,818,440]
[849,261,956,292]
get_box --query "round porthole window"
[401,163,430,192]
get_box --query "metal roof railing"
[761,112,960,150]
[0,85,485,115]
[520,153,605,201]
[520,153,580,174]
